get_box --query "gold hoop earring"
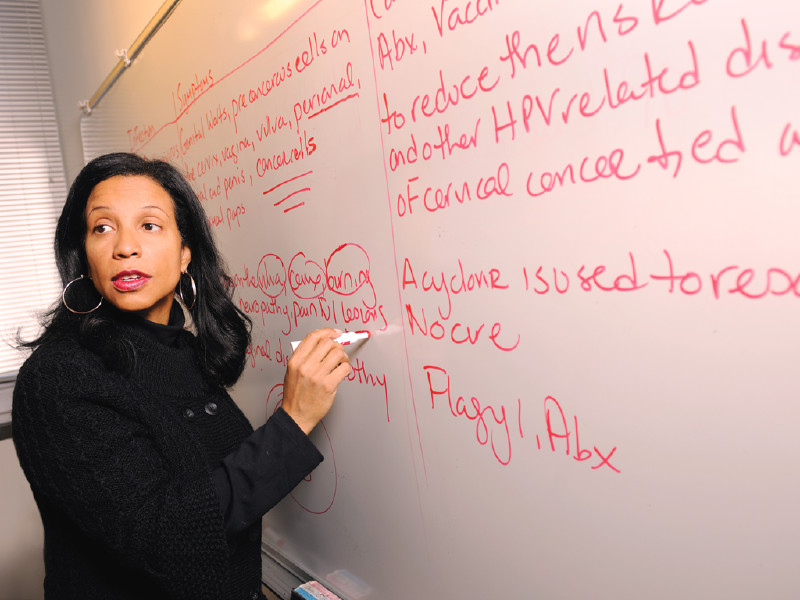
[62,275,103,314]
[178,271,196,310]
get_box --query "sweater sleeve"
[212,407,323,538]
[12,348,231,600]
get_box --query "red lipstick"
[112,270,151,292]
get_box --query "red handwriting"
[288,253,325,299]
[650,250,800,299]
[251,245,376,303]
[726,18,800,78]
[651,0,707,26]
[493,41,699,143]
[237,295,388,336]
[402,257,509,319]
[524,253,646,295]
[127,124,156,149]
[246,336,289,369]
[495,1,704,80]
[239,297,292,332]
[182,136,254,183]
[346,357,390,422]
[647,106,745,178]
[292,61,358,130]
[395,161,511,216]
[230,30,336,133]
[402,256,518,352]
[204,201,247,230]
[230,61,293,134]
[178,117,206,156]
[127,20,354,152]
[395,252,800,302]
[255,113,293,142]
[233,265,261,290]
[421,364,620,471]
[194,176,222,203]
[294,32,328,74]
[206,204,224,229]
[377,28,422,71]
[369,0,398,19]
[423,365,518,465]
[543,396,621,473]
[256,254,287,299]
[431,0,500,37]
[326,244,377,306]
[388,119,480,170]
[223,169,249,201]
[338,300,388,329]
[406,303,520,352]
[234,245,387,333]
[172,69,214,116]
[498,7,639,78]
[255,130,317,175]
[524,251,800,300]
[229,31,336,133]
[779,123,800,157]
[410,65,500,123]
[330,27,351,49]
[525,146,641,198]
[226,201,246,228]
[204,103,230,131]
[379,92,405,134]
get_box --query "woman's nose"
[113,227,140,258]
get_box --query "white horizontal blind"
[0,0,67,375]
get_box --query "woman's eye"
[92,224,111,234]
[143,222,162,231]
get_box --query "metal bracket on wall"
[79,0,183,115]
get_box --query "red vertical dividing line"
[360,2,429,493]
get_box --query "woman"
[12,153,351,600]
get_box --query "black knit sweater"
[13,319,322,600]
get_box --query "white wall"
[40,0,164,182]
[0,3,165,597]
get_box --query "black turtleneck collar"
[133,301,187,348]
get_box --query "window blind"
[0,0,67,375]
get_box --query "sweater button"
[249,592,260,600]
[204,401,218,416]
[182,407,195,420]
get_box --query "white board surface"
[81,1,800,598]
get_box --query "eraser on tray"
[291,580,343,600]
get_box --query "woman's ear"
[180,244,192,272]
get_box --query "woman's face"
[84,175,191,325]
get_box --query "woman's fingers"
[281,329,352,434]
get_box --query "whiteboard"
[81,1,800,598]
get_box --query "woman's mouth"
[112,271,151,291]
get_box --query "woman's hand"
[281,328,352,435]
